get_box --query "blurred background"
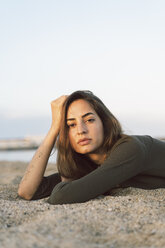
[0,0,165,161]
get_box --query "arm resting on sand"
[18,127,59,200]
[31,173,74,200]
[47,138,146,204]
[31,173,61,200]
[18,95,68,200]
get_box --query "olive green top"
[32,135,165,204]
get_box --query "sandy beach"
[0,161,165,248]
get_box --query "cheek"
[96,123,104,144]
[96,121,104,135]
[100,127,104,142]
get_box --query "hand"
[50,95,68,133]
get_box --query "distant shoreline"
[0,136,164,151]
[0,136,43,151]
[0,146,38,151]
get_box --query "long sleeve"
[31,172,61,200]
[47,136,148,205]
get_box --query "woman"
[18,90,165,205]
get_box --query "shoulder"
[111,135,143,152]
[105,135,147,164]
[112,134,153,150]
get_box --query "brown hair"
[56,90,127,180]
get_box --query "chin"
[75,147,93,154]
[78,149,91,154]
[78,147,98,155]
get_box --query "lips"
[78,138,91,146]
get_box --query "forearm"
[47,139,145,204]
[47,160,139,205]
[18,127,58,200]
[31,173,62,200]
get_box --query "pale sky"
[0,0,165,138]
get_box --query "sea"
[0,150,57,163]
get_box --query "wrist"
[49,125,59,137]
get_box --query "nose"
[77,122,87,134]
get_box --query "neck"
[88,153,107,165]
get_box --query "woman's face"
[66,99,104,155]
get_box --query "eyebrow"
[67,112,95,121]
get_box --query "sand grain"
[0,161,165,248]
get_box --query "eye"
[67,123,76,128]
[86,118,95,123]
